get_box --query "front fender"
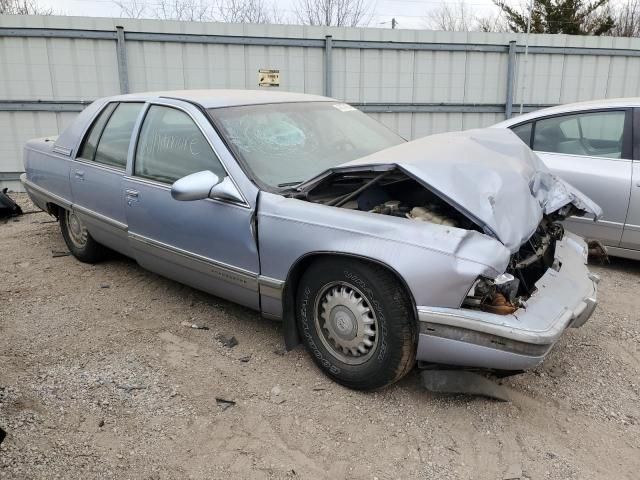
[257,192,511,317]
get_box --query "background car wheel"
[59,208,107,263]
[296,258,417,390]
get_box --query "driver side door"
[123,101,260,309]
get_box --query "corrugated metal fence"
[3,14,640,189]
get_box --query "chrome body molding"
[128,232,259,291]
[257,275,285,300]
[73,203,127,231]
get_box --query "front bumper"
[416,232,598,370]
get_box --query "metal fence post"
[505,40,516,119]
[324,35,332,97]
[116,26,130,94]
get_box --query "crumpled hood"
[300,128,602,253]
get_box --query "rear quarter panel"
[23,138,73,210]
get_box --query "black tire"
[296,258,417,390]
[59,208,107,263]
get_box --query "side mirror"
[209,176,245,204]
[171,170,220,201]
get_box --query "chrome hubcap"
[314,282,378,365]
[66,210,88,248]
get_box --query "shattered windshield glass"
[208,102,405,189]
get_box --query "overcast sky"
[35,0,502,30]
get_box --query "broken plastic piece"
[421,369,513,401]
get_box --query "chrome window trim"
[128,231,259,290]
[73,157,126,174]
[53,144,72,156]
[535,150,632,163]
[123,175,250,211]
[130,100,250,209]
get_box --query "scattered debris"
[273,346,286,356]
[420,370,513,402]
[98,419,105,428]
[503,463,523,479]
[238,355,252,363]
[0,188,23,218]
[100,283,110,289]
[271,385,285,404]
[0,425,6,445]
[588,239,609,264]
[51,250,70,258]
[180,320,209,330]
[215,334,238,348]
[215,398,235,411]
[116,384,147,394]
[312,386,326,391]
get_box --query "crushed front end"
[416,223,599,370]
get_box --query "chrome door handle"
[125,189,139,198]
[74,169,84,179]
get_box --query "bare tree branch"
[0,0,53,14]
[295,0,372,27]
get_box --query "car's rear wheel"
[59,208,106,263]
[296,258,417,390]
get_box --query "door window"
[94,103,144,168]
[533,110,626,159]
[134,105,227,184]
[77,102,117,161]
[511,122,532,147]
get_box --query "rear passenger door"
[123,101,260,310]
[71,101,144,255]
[512,109,632,247]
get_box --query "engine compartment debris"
[296,168,471,230]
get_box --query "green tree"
[494,0,614,35]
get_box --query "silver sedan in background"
[494,98,640,260]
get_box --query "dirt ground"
[1,193,639,480]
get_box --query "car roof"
[109,89,336,108]
[493,97,640,127]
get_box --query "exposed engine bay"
[294,167,567,315]
[294,168,477,231]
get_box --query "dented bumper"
[415,232,598,370]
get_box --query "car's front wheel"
[296,258,417,390]
[59,208,107,263]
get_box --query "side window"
[94,103,144,168]
[77,103,117,161]
[511,122,532,147]
[134,105,227,184]
[533,111,626,159]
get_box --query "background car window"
[77,103,117,161]
[135,105,227,184]
[511,122,532,146]
[533,111,625,159]
[93,103,144,168]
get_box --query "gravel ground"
[1,193,639,479]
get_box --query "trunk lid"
[297,128,601,252]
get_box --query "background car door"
[619,108,640,251]
[71,101,144,255]
[123,102,260,309]
[513,109,632,247]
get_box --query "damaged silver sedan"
[22,90,601,390]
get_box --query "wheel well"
[45,202,61,219]
[281,253,417,350]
